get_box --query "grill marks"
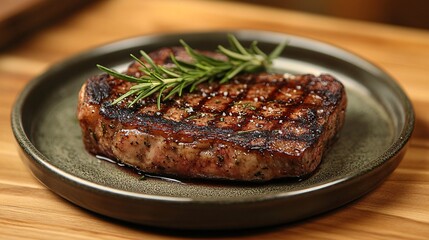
[97,72,338,153]
[158,74,308,128]
[163,73,327,137]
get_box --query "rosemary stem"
[98,34,287,108]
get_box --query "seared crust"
[77,47,347,181]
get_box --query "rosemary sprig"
[97,34,287,109]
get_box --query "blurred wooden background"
[0,0,91,49]
[237,0,429,29]
[1,0,428,50]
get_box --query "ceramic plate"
[11,31,414,230]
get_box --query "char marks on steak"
[77,47,347,181]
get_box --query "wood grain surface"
[1,0,428,239]
[0,0,90,49]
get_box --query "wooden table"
[1,1,428,239]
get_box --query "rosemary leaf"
[250,41,267,58]
[140,50,160,73]
[130,54,146,67]
[110,89,139,105]
[268,40,289,61]
[218,45,252,61]
[228,34,250,55]
[96,64,145,83]
[220,62,252,84]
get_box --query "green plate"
[11,30,414,230]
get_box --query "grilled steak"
[77,47,347,181]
